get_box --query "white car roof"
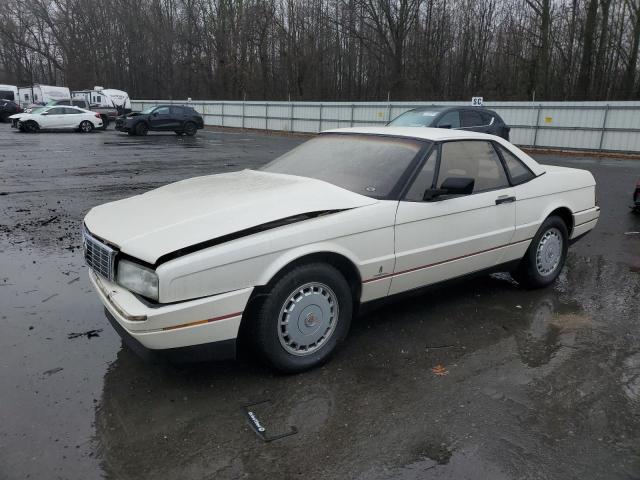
[324,126,546,176]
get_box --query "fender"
[255,242,364,287]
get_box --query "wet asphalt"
[0,125,639,480]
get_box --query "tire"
[100,115,109,130]
[174,130,184,135]
[135,122,149,136]
[24,121,39,133]
[79,120,94,133]
[183,122,197,136]
[251,263,353,372]
[127,131,136,136]
[512,215,569,289]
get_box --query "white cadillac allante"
[83,127,599,371]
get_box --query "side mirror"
[438,124,452,129]
[423,177,475,201]
[152,111,158,116]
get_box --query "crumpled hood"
[84,169,377,264]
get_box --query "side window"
[404,149,438,201]
[480,112,493,125]
[437,111,460,128]
[65,108,80,114]
[461,110,483,128]
[170,106,184,116]
[155,106,170,115]
[47,107,65,115]
[497,145,535,184]
[438,141,509,193]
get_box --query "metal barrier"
[130,100,640,153]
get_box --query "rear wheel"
[183,122,197,136]
[250,263,353,372]
[135,122,149,136]
[512,216,568,289]
[79,120,94,133]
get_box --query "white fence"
[130,100,640,153]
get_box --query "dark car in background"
[115,105,204,136]
[633,177,640,212]
[388,106,511,140]
[0,100,21,122]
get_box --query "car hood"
[84,169,378,264]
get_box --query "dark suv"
[0,100,21,122]
[115,105,204,136]
[388,106,511,140]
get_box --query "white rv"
[18,85,71,107]
[72,87,131,113]
[0,84,19,102]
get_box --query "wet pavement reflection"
[1,127,639,479]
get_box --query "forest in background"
[0,0,639,101]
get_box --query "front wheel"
[251,263,353,372]
[79,120,94,133]
[512,216,568,289]
[135,122,149,136]
[24,121,39,133]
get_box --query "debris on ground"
[43,367,63,377]
[431,365,449,376]
[68,329,103,340]
[41,294,59,303]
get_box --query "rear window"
[497,145,535,184]
[0,90,15,101]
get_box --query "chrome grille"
[82,226,117,281]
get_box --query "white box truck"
[18,85,71,107]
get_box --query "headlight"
[117,259,159,301]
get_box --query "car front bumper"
[89,270,253,358]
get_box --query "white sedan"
[9,105,102,132]
[83,127,599,371]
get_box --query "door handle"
[495,195,516,205]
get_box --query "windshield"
[30,107,47,114]
[260,134,427,198]
[140,106,156,114]
[388,110,441,127]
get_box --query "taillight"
[636,177,640,187]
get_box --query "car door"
[64,107,85,128]
[149,106,172,130]
[170,106,185,130]
[390,140,516,295]
[41,107,66,129]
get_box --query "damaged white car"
[83,127,599,371]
